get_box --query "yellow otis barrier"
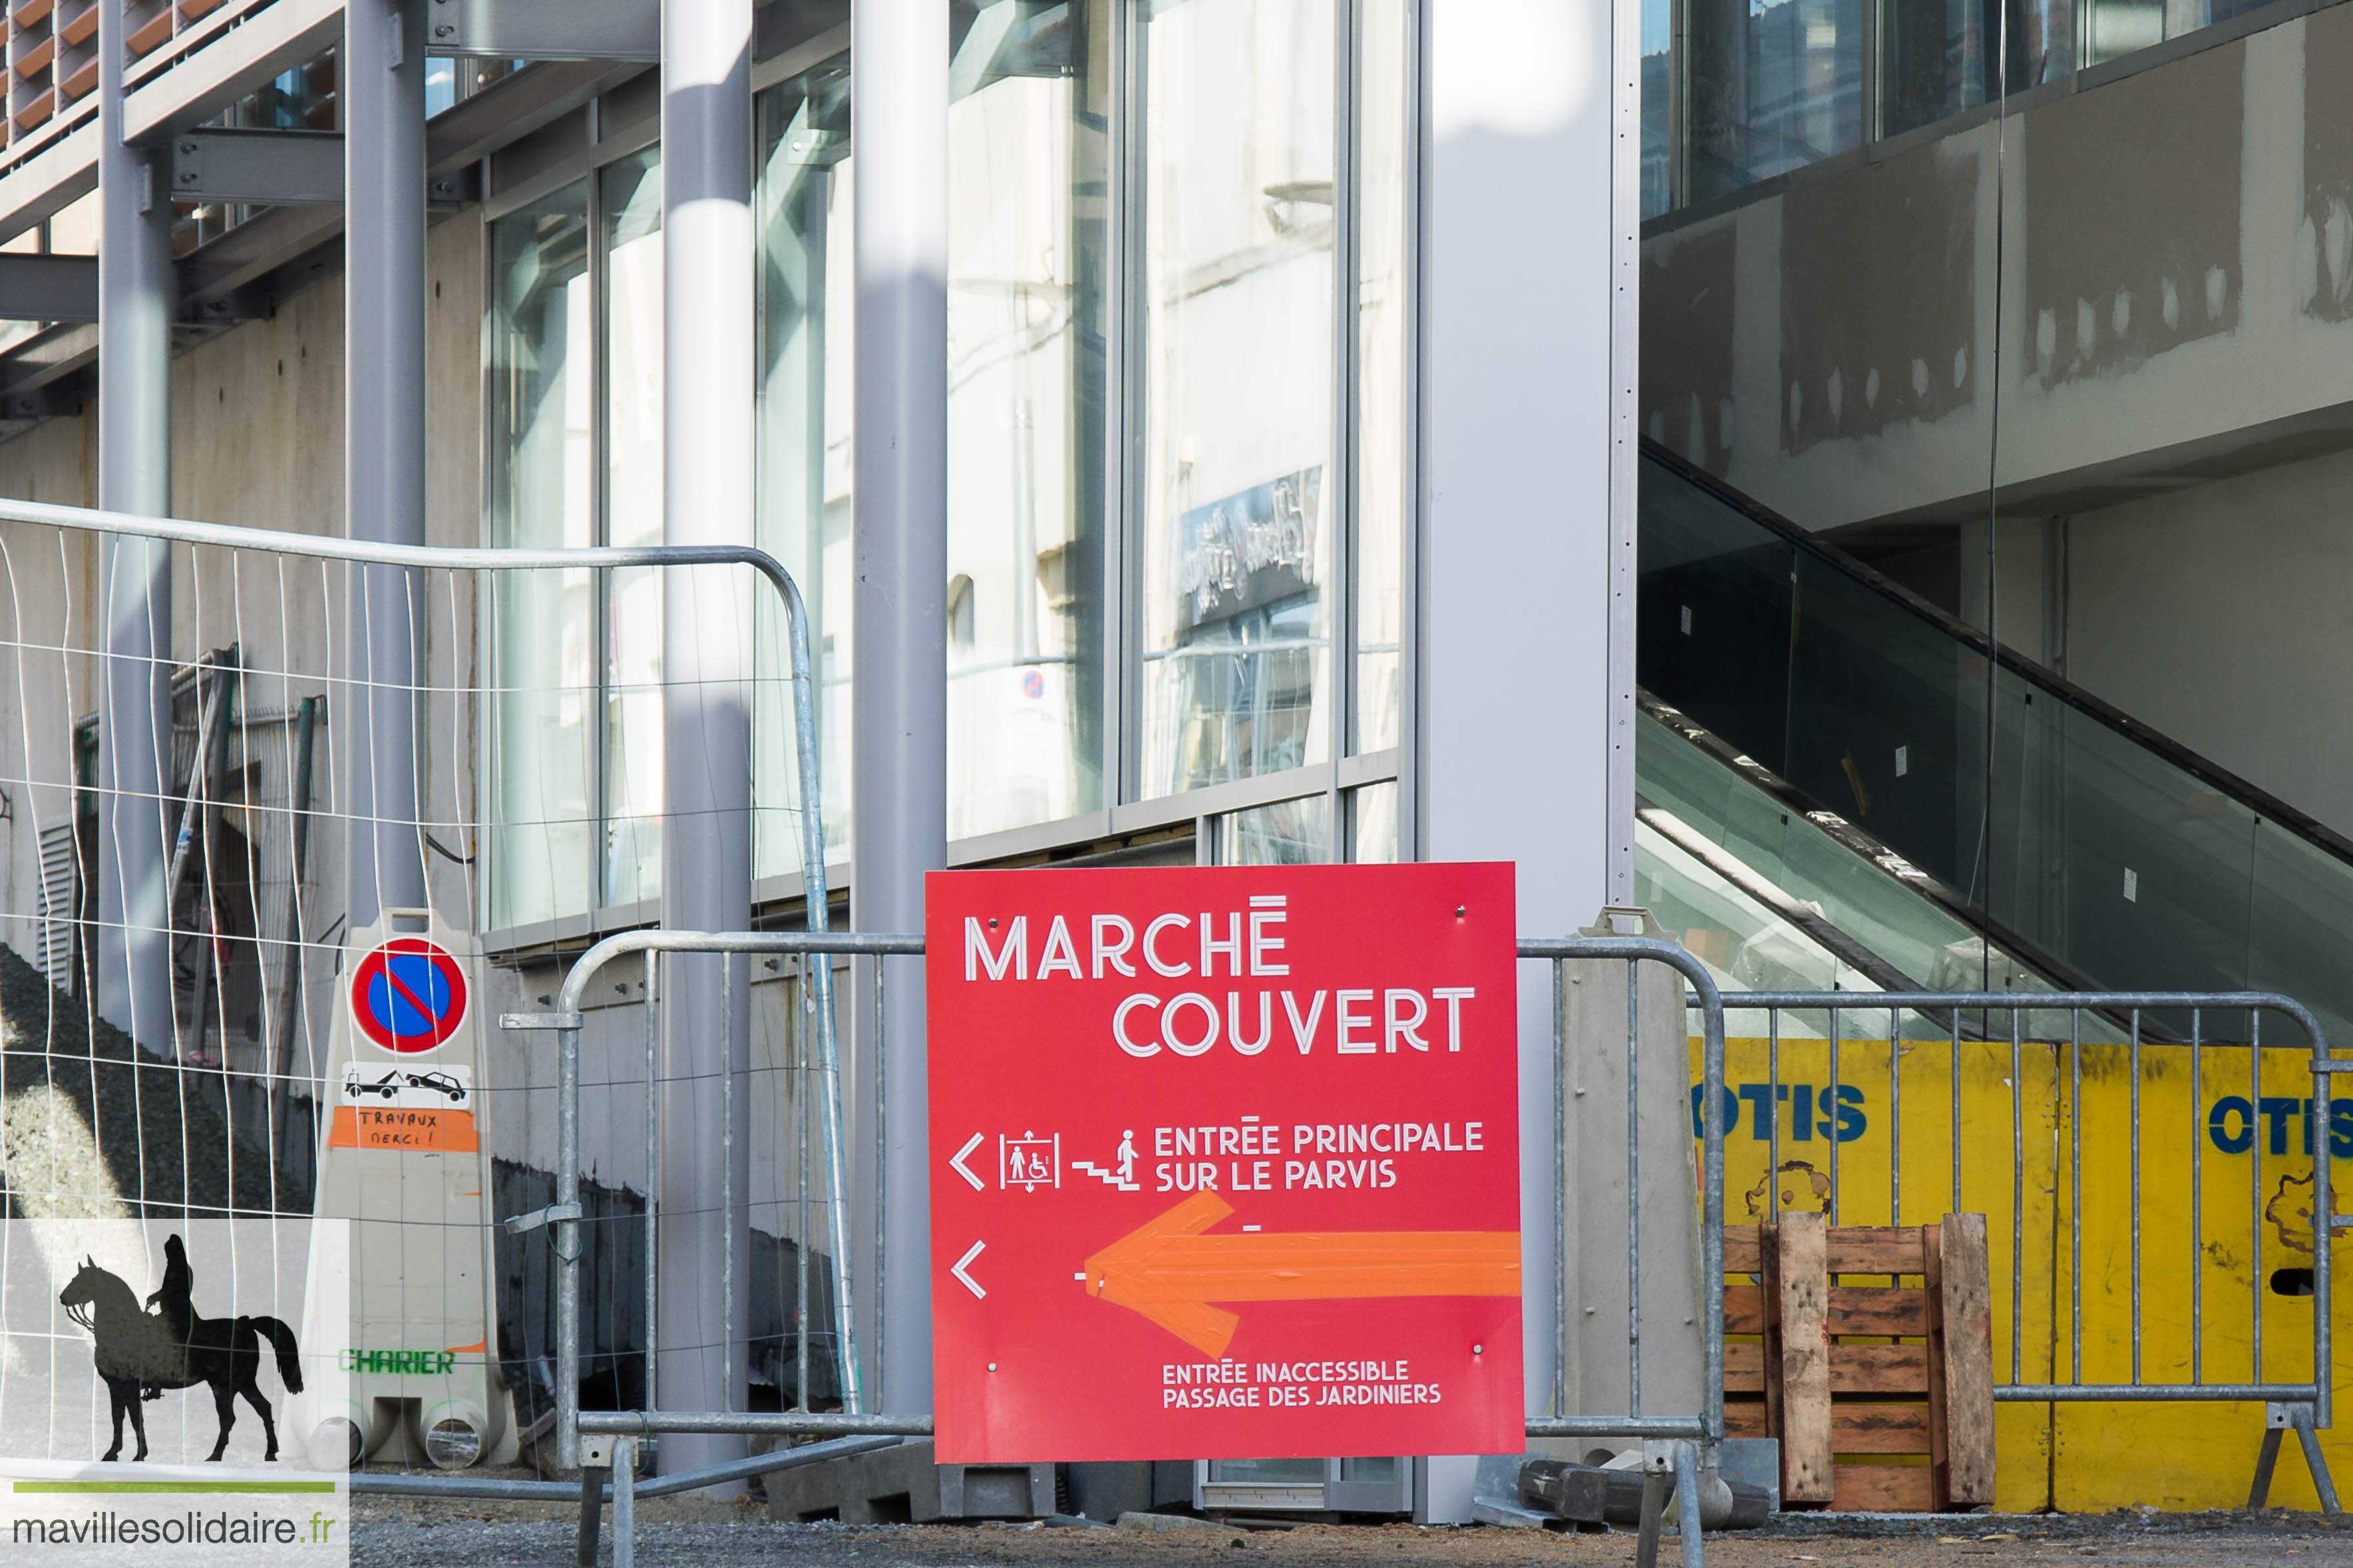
[1690,1030,2344,1511]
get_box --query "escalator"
[1635,440,2353,1046]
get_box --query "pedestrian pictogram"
[349,937,469,1054]
[1002,1132,1060,1191]
[1073,1129,1143,1191]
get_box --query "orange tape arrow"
[1080,1191,1519,1357]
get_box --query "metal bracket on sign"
[501,1012,584,1032]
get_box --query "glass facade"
[944,0,1110,838]
[1137,0,1337,800]
[1222,794,1333,865]
[1350,779,1398,863]
[602,148,666,907]
[484,0,1414,929]
[2082,0,2261,67]
[1646,0,2268,215]
[754,59,855,883]
[1642,0,1672,217]
[1688,0,1864,205]
[1354,0,1408,758]
[486,183,596,932]
[1638,446,2353,1047]
[484,148,699,927]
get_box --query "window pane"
[1689,0,1862,203]
[1138,0,1336,800]
[1885,0,2070,136]
[1355,0,1406,754]
[604,147,664,907]
[946,0,1110,838]
[1208,1458,1324,1484]
[1224,794,1332,865]
[1351,779,1397,862]
[486,182,594,930]
[2083,0,2223,67]
[1642,0,1671,217]
[755,60,856,882]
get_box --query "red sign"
[350,938,469,1054]
[926,863,1523,1464]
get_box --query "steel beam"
[0,323,95,398]
[850,0,948,1417]
[176,203,343,312]
[0,124,97,248]
[343,0,431,927]
[0,383,81,420]
[170,128,343,206]
[658,0,757,1484]
[0,254,97,322]
[427,0,657,59]
[426,59,646,174]
[96,0,178,1056]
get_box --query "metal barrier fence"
[1705,990,2343,1510]
[5,496,2330,1535]
[0,498,848,1479]
[488,932,1731,1568]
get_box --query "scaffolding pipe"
[343,0,431,927]
[94,0,176,1058]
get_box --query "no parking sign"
[350,937,469,1053]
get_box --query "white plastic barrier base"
[288,907,510,1468]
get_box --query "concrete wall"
[2062,442,2353,838]
[1642,7,2353,532]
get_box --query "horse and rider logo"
[57,1235,305,1463]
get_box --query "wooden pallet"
[1722,1213,1995,1511]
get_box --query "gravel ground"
[349,1499,2353,1568]
[0,941,284,1217]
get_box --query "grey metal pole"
[851,0,948,1417]
[95,0,176,1058]
[659,0,757,1482]
[343,0,430,927]
[612,1439,637,1568]
[1674,1441,1705,1568]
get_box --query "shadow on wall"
[490,1158,840,1432]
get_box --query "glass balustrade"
[1636,706,2109,1040]
[1640,444,2353,1047]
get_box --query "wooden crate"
[1722,1213,1994,1511]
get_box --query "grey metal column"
[343,0,430,928]
[659,0,756,1480]
[96,0,178,1056]
[850,0,947,1416]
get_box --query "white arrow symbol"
[952,1239,987,1300]
[950,1133,986,1192]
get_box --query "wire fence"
[1701,990,2344,1510]
[0,499,839,1475]
[0,502,2339,1540]
[508,932,1729,1568]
